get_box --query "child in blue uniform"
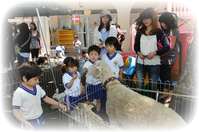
[83,45,103,115]
[12,62,66,130]
[61,57,85,111]
[102,37,124,82]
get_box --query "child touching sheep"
[12,62,66,130]
[83,45,103,115]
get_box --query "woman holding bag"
[158,12,180,103]
[94,9,117,60]
[14,23,31,67]
[134,8,170,100]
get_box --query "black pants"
[160,64,174,91]
[31,49,39,58]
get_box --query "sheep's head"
[88,60,115,83]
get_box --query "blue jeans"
[18,54,29,66]
[136,63,160,99]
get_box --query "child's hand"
[81,88,85,94]
[59,104,67,112]
[98,41,105,48]
[83,68,87,75]
[72,74,78,80]
[119,76,123,83]
[25,122,34,130]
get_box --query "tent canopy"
[5,1,72,18]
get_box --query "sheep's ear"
[96,66,102,71]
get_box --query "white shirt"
[18,52,30,58]
[94,25,117,45]
[73,40,82,48]
[12,84,46,120]
[83,60,101,85]
[62,71,82,97]
[137,35,160,65]
[102,52,124,78]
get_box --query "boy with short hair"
[102,37,124,82]
[12,62,66,130]
[83,45,103,115]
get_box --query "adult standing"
[93,9,116,113]
[94,9,117,60]
[158,12,180,103]
[11,23,18,38]
[30,22,40,62]
[14,23,31,67]
[116,24,126,52]
[134,8,170,100]
[0,14,16,96]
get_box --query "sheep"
[88,60,187,131]
[72,102,125,132]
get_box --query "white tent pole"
[36,7,59,94]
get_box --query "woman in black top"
[14,23,31,66]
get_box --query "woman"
[116,24,126,51]
[94,9,117,59]
[134,8,170,100]
[14,23,31,66]
[30,22,40,62]
[0,14,16,96]
[158,12,180,103]
[11,23,18,38]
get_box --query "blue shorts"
[20,115,45,130]
[86,83,103,101]
[64,94,84,111]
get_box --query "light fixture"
[77,0,83,8]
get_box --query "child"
[83,45,103,115]
[102,37,124,82]
[73,35,82,59]
[82,50,89,62]
[61,57,85,111]
[12,62,66,130]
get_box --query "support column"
[50,16,59,46]
[113,1,135,51]
[39,16,50,55]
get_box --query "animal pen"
[56,74,197,130]
[1,60,197,130]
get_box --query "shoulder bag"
[157,34,171,57]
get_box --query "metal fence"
[1,63,197,130]
[57,76,197,130]
[0,66,64,132]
